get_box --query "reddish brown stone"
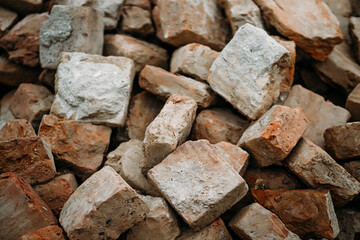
[0,119,35,141]
[244,167,301,190]
[9,83,54,129]
[0,6,18,38]
[0,0,43,15]
[38,115,111,180]
[343,160,360,182]
[34,173,78,216]
[251,189,339,239]
[121,6,154,37]
[0,136,56,185]
[0,172,57,240]
[19,225,66,240]
[126,91,163,140]
[0,13,48,67]
[190,108,249,144]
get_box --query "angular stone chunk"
[0,172,57,240]
[104,34,168,73]
[346,84,360,120]
[105,139,160,196]
[51,52,135,127]
[153,0,229,51]
[19,225,66,240]
[0,6,18,38]
[170,43,219,82]
[208,24,290,120]
[324,122,360,160]
[38,115,111,180]
[219,0,264,34]
[0,0,43,14]
[54,0,124,30]
[126,91,163,140]
[139,65,216,108]
[0,90,15,130]
[0,54,40,86]
[142,95,197,173]
[229,203,300,240]
[251,189,340,239]
[34,174,78,216]
[336,208,360,240]
[313,46,360,94]
[284,85,351,148]
[214,141,249,176]
[9,83,54,129]
[121,6,154,37]
[148,140,249,230]
[253,0,343,61]
[344,160,360,182]
[0,13,48,67]
[238,105,309,167]
[272,36,296,94]
[126,195,181,240]
[0,119,36,141]
[177,218,232,240]
[59,166,149,239]
[350,17,360,63]
[190,108,249,144]
[285,138,360,206]
[39,5,104,69]
[244,167,301,190]
[0,136,56,185]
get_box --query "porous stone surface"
[142,94,197,173]
[324,122,360,160]
[284,85,351,148]
[9,83,54,129]
[54,0,124,30]
[0,0,43,14]
[0,54,40,86]
[285,138,360,206]
[251,189,340,239]
[0,136,56,185]
[105,139,160,196]
[343,160,360,182]
[121,6,154,37]
[350,17,360,63]
[244,166,301,190]
[336,208,360,240]
[104,34,168,73]
[19,225,66,240]
[126,195,181,240]
[214,141,249,176]
[0,6,18,37]
[0,90,15,130]
[238,105,309,167]
[50,52,135,127]
[38,114,112,180]
[313,45,360,94]
[0,172,57,240]
[190,108,248,144]
[170,43,219,82]
[0,119,36,141]
[34,173,78,216]
[0,13,48,67]
[207,23,290,120]
[59,166,149,240]
[152,0,229,51]
[39,5,104,69]
[219,0,264,34]
[176,218,232,240]
[346,84,360,120]
[253,0,343,61]
[229,203,301,240]
[148,140,249,230]
[126,91,163,140]
[139,65,216,108]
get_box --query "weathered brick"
[0,119,35,141]
[19,225,66,240]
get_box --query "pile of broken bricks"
[1,0,360,239]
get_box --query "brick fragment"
[19,225,66,240]
[121,6,154,37]
[0,6,18,38]
[0,119,35,141]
